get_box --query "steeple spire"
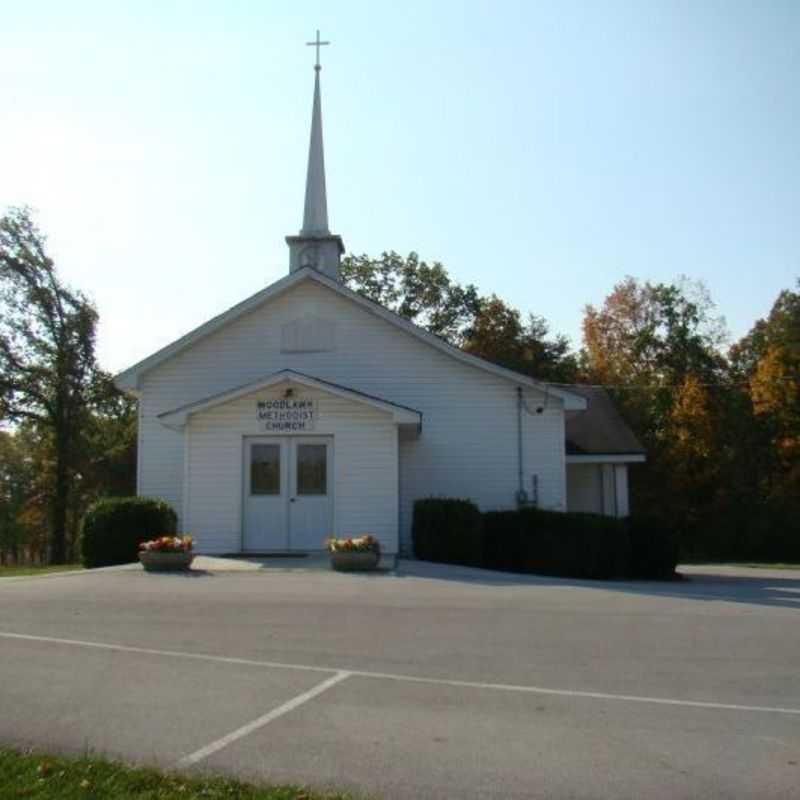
[301,66,329,235]
[286,29,344,281]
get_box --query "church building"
[115,46,645,566]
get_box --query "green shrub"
[680,498,800,563]
[81,497,178,568]
[482,510,526,571]
[474,506,630,578]
[415,500,683,581]
[747,499,800,562]
[625,514,679,578]
[412,498,483,566]
[519,508,630,579]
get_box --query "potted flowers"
[138,535,194,572]
[326,535,381,571]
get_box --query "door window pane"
[251,444,280,495]
[297,444,327,495]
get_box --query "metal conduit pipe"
[516,387,528,506]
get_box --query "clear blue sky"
[2,1,798,373]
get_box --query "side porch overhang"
[566,453,646,464]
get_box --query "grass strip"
[0,564,84,578]
[0,748,358,799]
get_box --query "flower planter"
[330,551,380,572]
[138,551,194,572]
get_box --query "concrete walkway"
[190,554,333,572]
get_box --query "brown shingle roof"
[557,385,645,456]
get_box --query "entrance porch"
[158,370,421,563]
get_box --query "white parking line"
[2,630,799,717]
[177,671,351,767]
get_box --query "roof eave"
[157,369,423,429]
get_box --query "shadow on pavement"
[396,561,800,611]
[140,569,215,578]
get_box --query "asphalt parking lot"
[1,560,799,799]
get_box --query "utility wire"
[551,377,800,390]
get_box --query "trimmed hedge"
[412,498,483,567]
[483,507,631,579]
[413,498,678,580]
[81,497,178,568]
[626,514,680,579]
[681,499,800,563]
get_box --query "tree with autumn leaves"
[582,275,800,559]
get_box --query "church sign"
[257,398,316,432]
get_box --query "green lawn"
[682,559,800,571]
[0,748,357,799]
[0,563,83,578]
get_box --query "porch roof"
[158,369,423,429]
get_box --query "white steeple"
[286,30,344,281]
[301,68,329,235]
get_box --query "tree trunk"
[50,470,68,564]
[50,418,70,565]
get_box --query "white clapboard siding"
[186,386,398,554]
[566,463,603,514]
[137,278,566,554]
[566,463,631,518]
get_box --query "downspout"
[516,387,528,506]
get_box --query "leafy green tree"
[0,430,31,563]
[341,251,481,344]
[0,425,53,564]
[0,207,101,563]
[341,251,577,380]
[80,375,138,500]
[462,294,578,382]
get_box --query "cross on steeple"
[306,29,330,71]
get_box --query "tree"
[581,276,726,444]
[0,430,31,563]
[79,375,138,500]
[462,295,578,382]
[747,284,800,430]
[0,207,101,563]
[743,282,800,498]
[341,251,481,344]
[661,374,719,515]
[582,276,725,389]
[580,276,731,550]
[341,251,577,380]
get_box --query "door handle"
[290,498,296,503]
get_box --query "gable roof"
[560,385,645,459]
[158,369,422,429]
[115,267,586,410]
